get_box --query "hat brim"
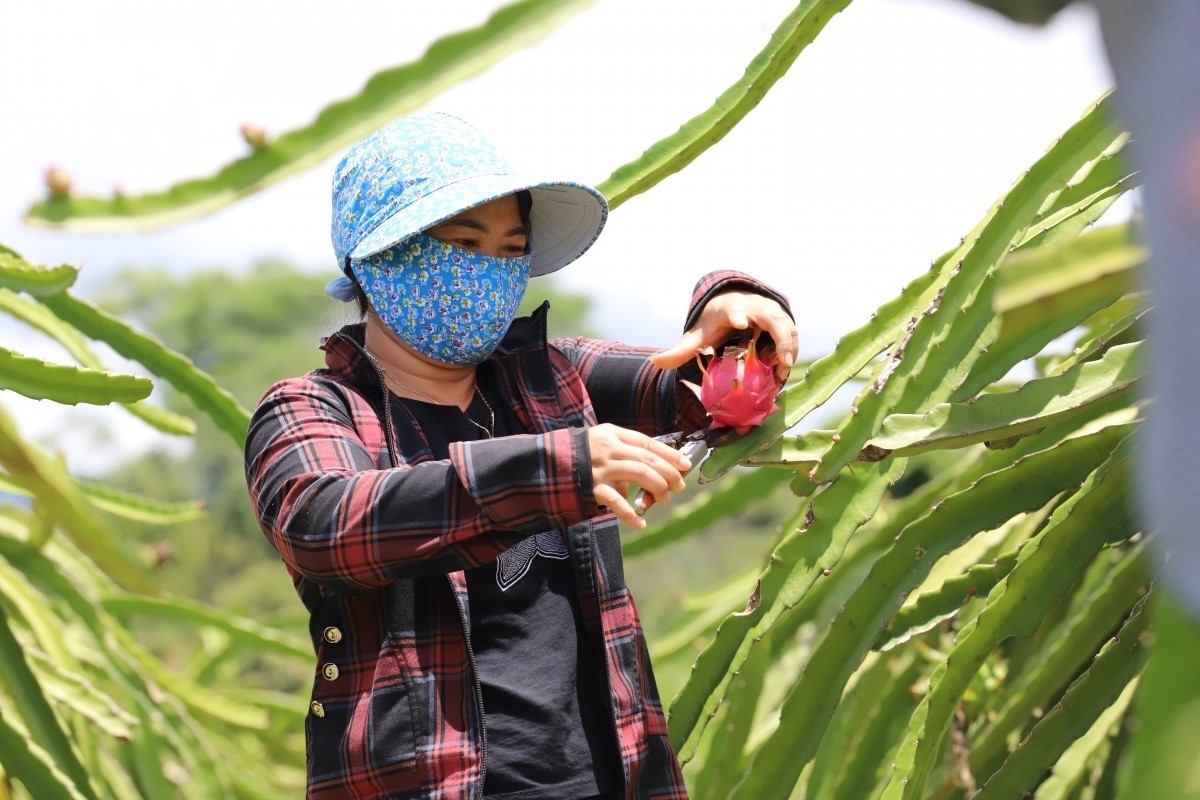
[348,174,608,277]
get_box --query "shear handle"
[632,436,707,517]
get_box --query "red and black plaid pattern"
[245,273,789,799]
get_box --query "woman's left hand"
[650,291,798,382]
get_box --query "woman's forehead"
[434,195,523,229]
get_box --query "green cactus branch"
[0,404,159,596]
[0,539,108,643]
[762,456,982,666]
[36,290,249,443]
[873,548,1020,652]
[75,481,205,525]
[22,0,594,231]
[1048,295,1146,376]
[669,460,906,763]
[105,623,268,730]
[0,346,152,406]
[1019,171,1134,252]
[100,596,309,661]
[0,705,90,800]
[624,467,789,558]
[0,557,79,669]
[922,543,1148,800]
[1026,680,1135,799]
[125,702,190,798]
[973,597,1148,799]
[866,340,1140,452]
[881,438,1137,800]
[811,94,1120,484]
[0,287,196,436]
[956,225,1142,400]
[597,0,854,210]
[0,286,91,363]
[997,224,1140,313]
[811,235,998,481]
[727,424,1130,800]
[134,684,235,789]
[747,340,1142,470]
[0,253,78,296]
[122,695,233,796]
[705,466,975,764]
[0,605,100,800]
[806,651,915,800]
[19,648,138,743]
[0,537,247,795]
[1031,132,1130,229]
[960,0,1075,27]
[690,631,773,800]
[826,654,925,800]
[652,569,758,660]
[0,472,204,527]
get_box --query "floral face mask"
[348,234,532,365]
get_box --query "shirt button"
[310,701,325,719]
[323,626,343,644]
[322,663,340,681]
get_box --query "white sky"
[0,0,1114,470]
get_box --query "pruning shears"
[633,425,741,516]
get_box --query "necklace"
[381,367,495,439]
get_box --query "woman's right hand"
[588,424,692,530]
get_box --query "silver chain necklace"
[381,367,495,439]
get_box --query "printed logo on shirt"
[495,530,569,591]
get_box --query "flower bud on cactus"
[44,166,71,199]
[240,122,269,151]
[699,339,781,434]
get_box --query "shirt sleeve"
[547,338,683,436]
[244,375,599,591]
[685,269,794,333]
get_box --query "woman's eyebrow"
[440,218,526,237]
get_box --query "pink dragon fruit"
[699,339,781,434]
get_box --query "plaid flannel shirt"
[245,271,791,799]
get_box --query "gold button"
[322,663,340,681]
[323,626,343,644]
[310,701,325,718]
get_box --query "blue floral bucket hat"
[330,112,608,279]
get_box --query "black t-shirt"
[390,365,620,800]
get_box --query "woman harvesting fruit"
[245,112,795,799]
